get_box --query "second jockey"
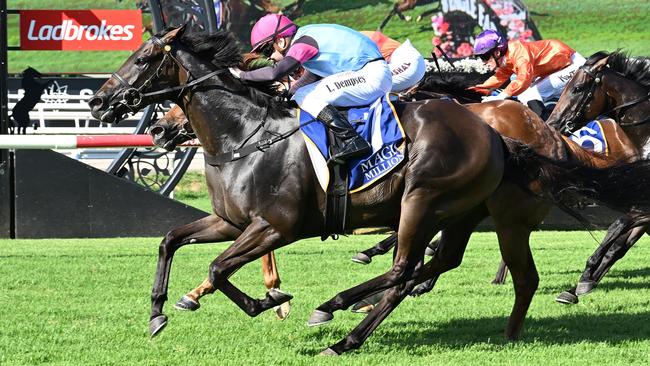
[239,14,392,163]
[360,31,426,92]
[470,29,586,119]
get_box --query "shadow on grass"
[298,311,650,355]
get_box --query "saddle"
[299,95,406,239]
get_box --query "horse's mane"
[586,50,650,89]
[606,51,650,89]
[174,29,292,117]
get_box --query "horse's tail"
[502,137,650,224]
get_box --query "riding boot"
[527,100,548,121]
[316,105,371,163]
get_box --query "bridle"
[562,62,650,133]
[102,35,229,123]
[561,64,603,133]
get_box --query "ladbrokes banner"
[20,10,142,51]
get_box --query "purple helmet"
[473,30,507,55]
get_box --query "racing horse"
[153,100,639,308]
[546,51,650,304]
[89,28,650,355]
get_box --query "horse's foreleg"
[577,222,649,295]
[557,214,650,303]
[208,217,292,318]
[174,251,283,314]
[150,214,241,336]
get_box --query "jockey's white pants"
[389,40,426,92]
[517,52,587,105]
[292,60,392,117]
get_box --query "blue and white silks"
[300,94,405,193]
[568,120,609,155]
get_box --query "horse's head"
[89,27,188,123]
[547,52,610,134]
[150,105,194,151]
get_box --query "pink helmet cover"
[250,14,298,52]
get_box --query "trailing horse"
[90,28,650,355]
[546,51,650,304]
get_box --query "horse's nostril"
[150,126,165,138]
[88,96,105,110]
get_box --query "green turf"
[1,231,650,365]
[6,0,650,73]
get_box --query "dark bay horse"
[546,51,650,304]
[89,28,650,355]
[157,101,640,309]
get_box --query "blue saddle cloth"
[300,95,406,192]
[568,120,608,155]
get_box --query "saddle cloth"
[568,120,609,155]
[300,94,406,193]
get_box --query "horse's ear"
[594,56,609,70]
[162,24,188,43]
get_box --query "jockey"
[238,14,392,163]
[360,31,426,92]
[470,29,586,119]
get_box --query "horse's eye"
[135,57,147,65]
[572,84,584,93]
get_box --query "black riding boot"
[527,100,550,121]
[317,105,371,163]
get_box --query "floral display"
[431,0,537,58]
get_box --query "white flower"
[425,58,492,74]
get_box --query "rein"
[203,116,317,166]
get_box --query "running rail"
[0,135,200,149]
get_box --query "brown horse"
[546,51,650,303]
[90,28,650,355]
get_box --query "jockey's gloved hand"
[482,91,510,103]
[229,68,243,79]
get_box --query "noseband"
[103,35,228,122]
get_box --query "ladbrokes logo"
[20,10,142,51]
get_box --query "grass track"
[2,232,650,365]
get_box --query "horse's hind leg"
[351,233,398,264]
[150,214,241,336]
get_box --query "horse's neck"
[176,54,293,157]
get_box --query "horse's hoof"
[307,310,334,327]
[424,246,436,257]
[274,301,291,320]
[351,252,371,265]
[491,278,506,285]
[319,348,339,356]
[555,291,579,305]
[268,288,293,305]
[149,315,168,337]
[410,283,431,297]
[173,295,200,311]
[575,281,596,296]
